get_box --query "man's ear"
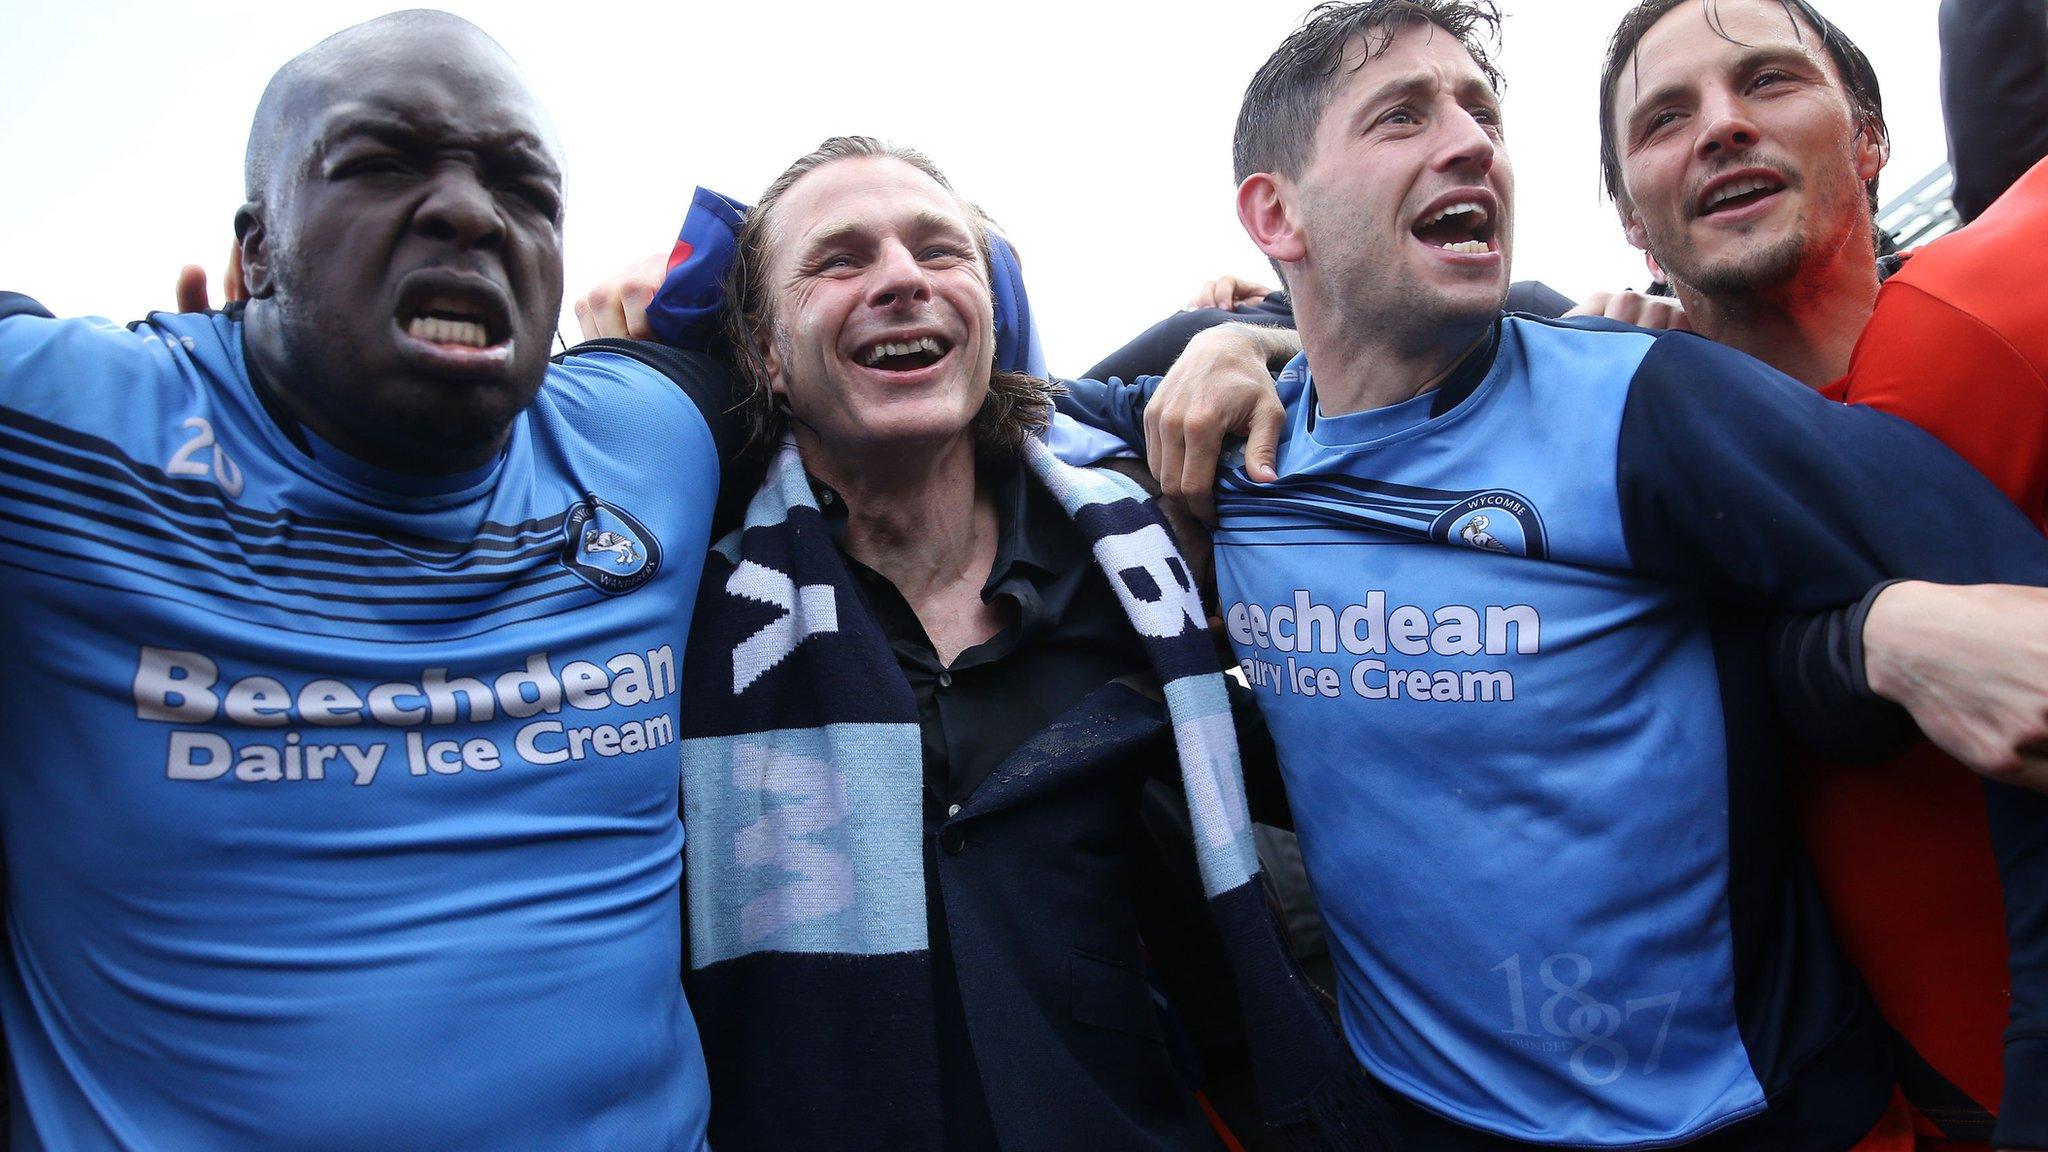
[1615,191,1653,255]
[234,202,277,300]
[1853,117,1890,185]
[1236,173,1307,266]
[751,318,787,400]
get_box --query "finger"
[224,240,248,303]
[621,283,654,341]
[573,296,600,343]
[175,266,211,314]
[1144,400,1167,483]
[1229,277,1275,307]
[1180,414,1219,526]
[1243,396,1284,485]
[1154,404,1189,518]
[1564,292,1612,320]
[580,289,630,340]
[1154,406,1188,502]
[597,294,632,339]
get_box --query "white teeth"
[407,316,490,348]
[1705,177,1779,209]
[1425,201,1489,227]
[1441,240,1491,254]
[862,336,944,366]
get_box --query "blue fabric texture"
[646,187,749,353]
[0,305,722,1150]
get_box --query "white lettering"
[166,730,231,779]
[298,680,364,726]
[223,676,292,727]
[135,648,219,722]
[495,653,563,719]
[560,661,612,710]
[341,744,385,786]
[607,654,652,707]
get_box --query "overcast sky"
[0,0,1945,375]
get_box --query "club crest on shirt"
[1430,490,1548,559]
[561,496,662,594]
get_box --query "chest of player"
[0,363,707,865]
[1208,332,1766,1146]
[1214,323,1715,756]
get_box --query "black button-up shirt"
[820,464,1149,811]
[816,461,1152,1150]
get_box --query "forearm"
[1055,322,1298,456]
[1210,320,1302,369]
[1862,582,2048,791]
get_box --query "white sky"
[0,0,1942,376]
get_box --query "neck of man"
[1672,226,1882,391]
[800,429,1001,660]
[1292,286,1495,417]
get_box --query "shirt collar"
[811,456,1083,633]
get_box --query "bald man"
[0,13,742,1149]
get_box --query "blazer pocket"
[1069,949,1164,1041]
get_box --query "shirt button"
[818,489,834,504]
[946,803,961,817]
[940,827,966,855]
[937,671,953,689]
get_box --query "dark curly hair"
[1234,0,1505,185]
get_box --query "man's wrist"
[1199,320,1300,369]
[1859,579,1921,703]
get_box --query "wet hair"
[1234,0,1504,185]
[724,135,1052,456]
[1598,0,1886,214]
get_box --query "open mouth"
[399,293,506,349]
[1412,199,1497,255]
[393,275,513,355]
[858,335,953,373]
[1697,173,1788,217]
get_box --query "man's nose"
[414,164,504,250]
[1695,88,1761,159]
[1433,108,1498,177]
[865,242,930,309]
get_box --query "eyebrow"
[1348,71,1436,127]
[1347,70,1500,130]
[314,115,559,178]
[1626,45,1818,134]
[798,211,975,255]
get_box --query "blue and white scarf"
[676,435,1395,1150]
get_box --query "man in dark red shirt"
[1598,1,2048,1147]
